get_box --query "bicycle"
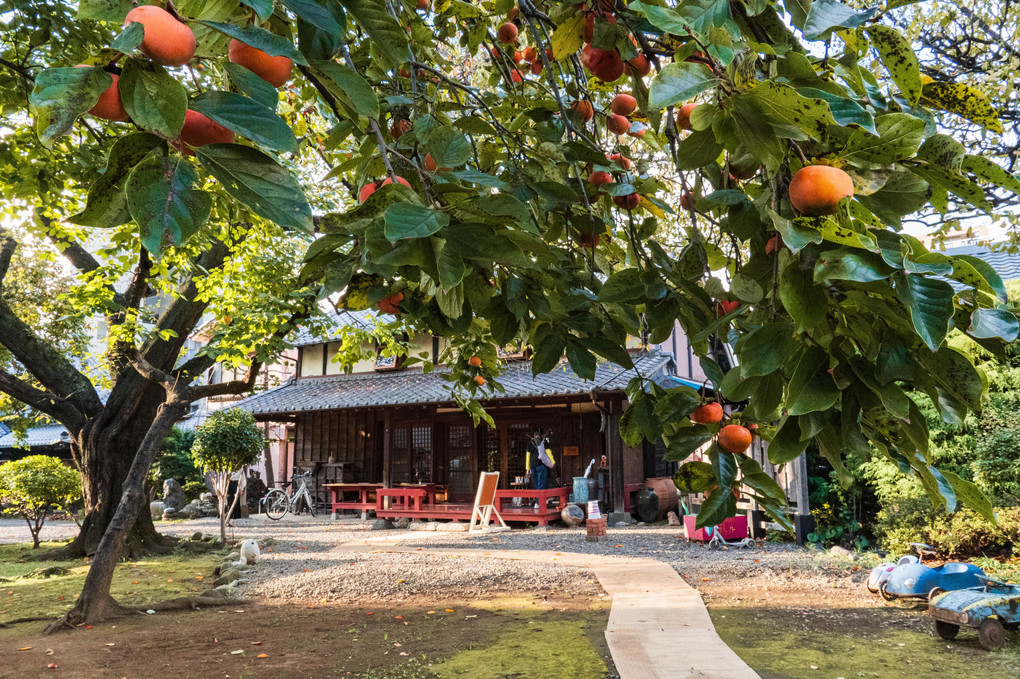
[262,469,317,520]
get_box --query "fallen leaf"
[701,578,711,582]
[132,581,139,585]
[105,643,115,647]
[394,615,404,620]
[366,611,373,615]
[445,608,454,612]
[427,611,435,615]
[167,579,174,583]
[47,663,57,669]
[397,579,405,584]
[18,647,33,651]
[257,653,268,659]
[231,649,244,655]
[45,649,54,655]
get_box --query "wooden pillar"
[499,422,509,488]
[605,399,625,515]
[382,409,392,485]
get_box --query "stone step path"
[342,540,760,679]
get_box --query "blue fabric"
[533,463,549,490]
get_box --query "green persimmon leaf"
[768,415,810,464]
[814,248,893,283]
[125,155,211,258]
[797,87,878,135]
[920,80,1003,134]
[735,321,796,378]
[197,22,308,65]
[786,346,840,415]
[695,485,738,529]
[71,132,165,228]
[943,470,996,525]
[190,91,298,153]
[648,62,718,111]
[968,308,1020,342]
[119,58,187,139]
[30,66,112,147]
[426,126,472,169]
[338,0,409,68]
[196,143,313,231]
[224,62,280,110]
[839,113,925,169]
[312,61,380,120]
[803,0,878,40]
[383,203,450,242]
[894,273,955,351]
[675,128,723,170]
[672,460,715,493]
[779,261,827,333]
[748,81,836,141]
[866,26,922,105]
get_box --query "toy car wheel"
[879,581,897,602]
[978,619,1005,650]
[741,538,756,549]
[934,620,959,640]
[927,587,945,602]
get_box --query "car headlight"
[903,577,916,588]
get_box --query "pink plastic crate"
[684,514,748,541]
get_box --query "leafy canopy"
[190,409,265,473]
[12,0,1020,531]
[0,455,82,519]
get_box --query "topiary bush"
[191,409,264,542]
[0,455,82,547]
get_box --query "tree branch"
[190,359,263,400]
[0,370,85,432]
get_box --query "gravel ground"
[3,515,867,604]
[223,515,605,603]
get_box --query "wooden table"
[376,484,437,512]
[324,483,383,519]
[494,486,568,513]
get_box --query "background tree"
[190,409,264,543]
[148,426,204,499]
[1,0,1018,629]
[0,455,82,548]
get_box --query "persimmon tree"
[1,0,1018,628]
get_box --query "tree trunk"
[57,374,174,558]
[52,400,189,629]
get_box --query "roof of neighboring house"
[937,244,1020,283]
[232,351,675,416]
[0,423,71,450]
[290,309,392,347]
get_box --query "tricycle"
[878,543,985,602]
[929,575,1020,649]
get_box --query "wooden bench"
[376,484,436,512]
[324,483,384,519]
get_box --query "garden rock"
[190,531,203,541]
[149,501,165,521]
[214,568,242,587]
[830,546,856,560]
[370,519,394,530]
[409,521,437,531]
[393,517,411,529]
[162,507,177,520]
[162,478,186,512]
[435,521,468,532]
[667,511,682,527]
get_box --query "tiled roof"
[937,244,1020,284]
[0,423,71,450]
[232,351,674,415]
[290,309,392,347]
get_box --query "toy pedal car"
[879,543,985,602]
[929,576,1020,649]
[867,554,919,593]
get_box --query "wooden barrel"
[645,477,679,522]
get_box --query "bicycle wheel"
[265,489,289,520]
[306,492,317,517]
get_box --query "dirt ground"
[698,570,1020,678]
[0,594,613,679]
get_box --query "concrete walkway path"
[343,539,760,679]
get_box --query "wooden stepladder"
[468,471,508,533]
